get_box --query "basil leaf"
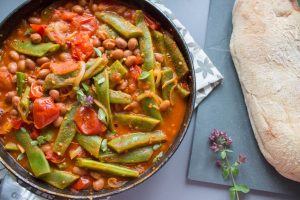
[98,108,107,124]
[30,141,38,146]
[101,139,108,152]
[17,153,25,161]
[138,71,150,80]
[94,47,102,57]
[82,83,90,93]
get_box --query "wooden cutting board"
[188,0,300,198]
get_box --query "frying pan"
[0,0,196,199]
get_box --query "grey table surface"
[0,1,292,200]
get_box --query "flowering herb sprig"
[209,129,250,200]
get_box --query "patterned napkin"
[0,1,223,199]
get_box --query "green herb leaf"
[97,77,105,85]
[222,168,229,180]
[30,141,38,146]
[24,28,32,36]
[101,139,108,152]
[220,151,226,160]
[82,83,90,93]
[153,144,162,150]
[36,135,50,146]
[231,166,239,177]
[17,153,25,161]
[229,187,236,200]
[138,71,150,80]
[76,89,86,105]
[94,47,102,57]
[153,151,164,163]
[234,184,250,193]
[98,108,107,124]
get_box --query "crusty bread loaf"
[230,0,300,182]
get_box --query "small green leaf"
[94,47,102,57]
[76,89,86,105]
[36,135,50,146]
[153,144,162,150]
[220,151,226,159]
[234,184,250,193]
[82,83,90,93]
[30,141,38,146]
[138,71,150,80]
[153,152,164,163]
[17,153,25,161]
[231,166,239,177]
[24,28,32,36]
[225,149,233,153]
[222,168,229,180]
[97,77,105,85]
[101,139,108,152]
[98,108,107,124]
[229,187,236,200]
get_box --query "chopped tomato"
[57,10,78,21]
[71,15,98,36]
[74,106,106,135]
[45,151,65,164]
[30,24,46,35]
[30,82,43,100]
[134,55,143,65]
[72,176,92,191]
[129,65,142,80]
[144,15,160,30]
[71,32,94,61]
[180,82,190,91]
[0,70,13,90]
[50,60,79,75]
[30,129,39,140]
[11,118,23,130]
[33,97,60,129]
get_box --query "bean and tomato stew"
[0,0,191,192]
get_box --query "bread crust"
[230,0,300,182]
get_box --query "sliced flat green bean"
[177,83,190,98]
[40,170,79,189]
[53,105,78,155]
[96,11,143,39]
[43,70,79,90]
[99,24,119,39]
[163,34,189,79]
[114,113,160,132]
[108,131,167,153]
[11,40,60,57]
[18,86,30,121]
[136,10,155,71]
[152,30,167,66]
[109,90,132,104]
[99,147,153,164]
[4,142,18,151]
[76,133,102,158]
[15,128,50,177]
[16,72,26,96]
[94,69,114,132]
[82,57,108,81]
[109,60,128,88]
[76,158,139,178]
[161,67,177,104]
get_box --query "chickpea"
[110,49,124,60]
[159,100,171,112]
[56,103,67,115]
[128,82,137,94]
[124,50,133,58]
[17,60,26,71]
[91,4,98,12]
[154,53,164,63]
[12,75,17,83]
[125,55,136,67]
[96,30,108,41]
[49,89,60,101]
[59,52,72,61]
[8,62,17,74]
[115,37,127,49]
[78,0,87,6]
[36,79,44,85]
[90,171,102,180]
[98,47,105,53]
[19,54,26,60]
[72,166,87,176]
[36,57,50,66]
[41,144,52,153]
[27,77,35,85]
[133,48,141,56]
[93,178,105,191]
[72,5,84,14]
[5,91,17,104]
[10,109,18,116]
[25,58,36,70]
[128,38,138,50]
[28,17,41,24]
[37,69,50,79]
[92,37,101,47]
[9,50,19,61]
[53,116,63,127]
[103,39,116,50]
[12,96,20,107]
[0,66,7,72]
[30,33,42,44]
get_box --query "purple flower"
[238,154,247,164]
[209,129,232,152]
[216,160,223,167]
[84,95,94,107]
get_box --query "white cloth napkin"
[0,1,223,199]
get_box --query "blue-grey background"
[0,0,295,200]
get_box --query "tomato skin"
[72,176,92,191]
[11,118,23,130]
[129,65,142,80]
[30,24,46,35]
[74,107,106,135]
[0,70,13,90]
[30,129,39,140]
[144,15,160,30]
[71,32,94,61]
[45,151,65,164]
[33,97,60,129]
[50,60,79,75]
[30,82,43,100]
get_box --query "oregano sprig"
[209,129,250,200]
